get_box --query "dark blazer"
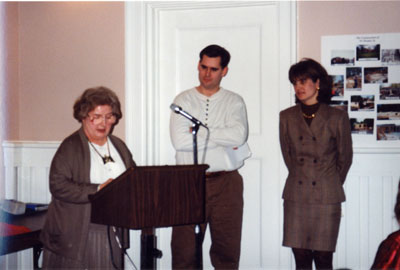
[40,128,136,260]
[279,103,353,204]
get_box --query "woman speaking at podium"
[40,87,136,269]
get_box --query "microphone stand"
[191,122,203,270]
[192,123,200,164]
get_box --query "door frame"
[124,1,297,267]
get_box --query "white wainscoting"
[1,141,400,269]
[335,147,400,269]
[1,141,59,269]
[2,141,58,203]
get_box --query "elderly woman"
[279,58,353,269]
[40,86,136,269]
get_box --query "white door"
[125,1,296,269]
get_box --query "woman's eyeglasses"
[87,113,116,125]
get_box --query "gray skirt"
[42,223,123,269]
[283,200,342,252]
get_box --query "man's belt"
[205,170,234,178]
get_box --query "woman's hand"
[99,178,113,190]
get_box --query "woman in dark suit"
[279,58,353,269]
[40,86,136,269]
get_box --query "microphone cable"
[107,226,138,270]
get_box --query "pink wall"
[18,2,125,141]
[4,1,400,141]
[298,1,400,61]
[1,2,19,141]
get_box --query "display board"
[322,33,400,147]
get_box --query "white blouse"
[88,138,126,184]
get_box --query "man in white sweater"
[170,44,250,269]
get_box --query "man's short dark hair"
[199,44,231,69]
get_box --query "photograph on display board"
[330,100,348,111]
[377,103,400,120]
[331,50,355,65]
[346,67,362,90]
[322,33,400,144]
[331,75,344,96]
[350,118,374,135]
[364,67,388,84]
[380,83,400,100]
[377,123,400,140]
[381,49,400,65]
[350,95,375,112]
[356,44,380,61]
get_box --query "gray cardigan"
[279,103,353,204]
[40,128,135,260]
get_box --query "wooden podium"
[89,164,208,269]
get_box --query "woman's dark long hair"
[289,58,333,104]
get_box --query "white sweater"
[170,87,250,172]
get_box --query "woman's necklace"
[302,112,316,119]
[301,102,319,120]
[89,138,115,164]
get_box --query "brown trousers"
[171,170,244,270]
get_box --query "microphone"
[170,103,206,127]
